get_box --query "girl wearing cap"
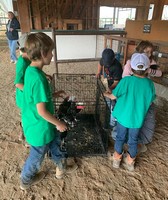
[97,48,123,91]
[104,53,156,171]
[96,48,123,140]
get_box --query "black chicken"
[56,96,85,151]
[57,96,84,127]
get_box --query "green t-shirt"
[14,55,31,109]
[112,76,156,128]
[22,66,56,146]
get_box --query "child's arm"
[108,80,119,92]
[122,60,133,77]
[15,83,24,90]
[103,91,116,100]
[147,68,162,77]
[37,102,67,132]
[147,60,162,77]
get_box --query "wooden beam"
[92,0,99,29]
[152,0,165,20]
[31,0,42,29]
[71,0,81,18]
[61,0,72,18]
[52,29,127,35]
[17,0,31,33]
[135,0,150,20]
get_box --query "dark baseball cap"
[102,48,115,68]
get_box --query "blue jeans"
[112,105,155,144]
[114,122,140,158]
[8,39,18,61]
[21,135,65,184]
[107,99,117,139]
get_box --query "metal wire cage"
[52,73,111,156]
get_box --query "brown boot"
[56,159,78,179]
[20,171,45,190]
[123,154,135,172]
[112,151,122,169]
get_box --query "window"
[99,6,136,30]
[162,5,168,20]
[148,4,154,20]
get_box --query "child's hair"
[136,40,154,61]
[132,68,147,76]
[136,40,154,52]
[25,32,54,61]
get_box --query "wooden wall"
[15,0,155,32]
[125,20,168,42]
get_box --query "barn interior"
[0,0,168,199]
[10,0,168,101]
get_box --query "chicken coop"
[52,73,111,157]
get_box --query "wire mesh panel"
[53,73,97,114]
[52,73,110,156]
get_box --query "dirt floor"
[0,47,168,200]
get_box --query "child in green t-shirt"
[20,32,78,190]
[14,33,31,141]
[104,53,156,172]
[15,34,57,144]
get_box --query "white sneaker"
[10,60,14,63]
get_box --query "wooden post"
[152,0,165,20]
[52,28,58,75]
[32,0,42,30]
[17,0,31,33]
[136,0,150,20]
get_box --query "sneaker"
[122,156,135,172]
[10,60,14,63]
[56,163,78,179]
[112,154,122,169]
[137,144,147,154]
[14,60,17,64]
[20,171,45,190]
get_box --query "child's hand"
[103,91,109,97]
[96,73,101,78]
[53,90,66,98]
[56,121,67,132]
[104,91,116,100]
[103,91,111,98]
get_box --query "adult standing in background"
[6,11,20,64]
